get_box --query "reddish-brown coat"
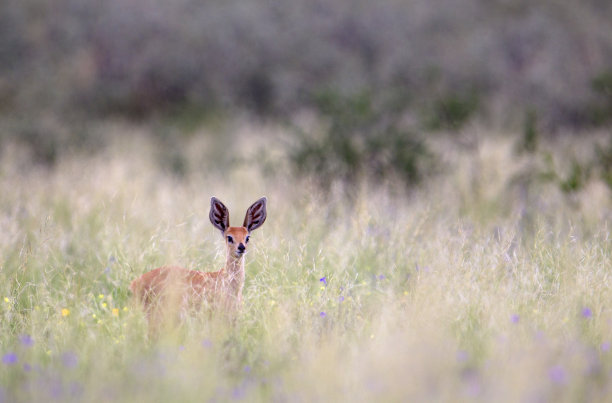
[129,197,267,322]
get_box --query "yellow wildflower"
[112,308,119,317]
[98,294,104,299]
[61,308,70,317]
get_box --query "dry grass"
[0,124,610,402]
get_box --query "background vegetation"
[0,0,611,401]
[2,1,612,124]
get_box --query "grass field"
[0,124,611,402]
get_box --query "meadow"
[0,123,611,402]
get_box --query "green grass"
[0,128,611,402]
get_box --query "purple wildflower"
[62,352,79,369]
[19,334,34,347]
[510,314,520,324]
[244,365,251,373]
[601,342,610,352]
[201,339,212,349]
[462,370,482,397]
[548,365,567,385]
[232,386,246,399]
[23,363,32,372]
[69,381,84,398]
[377,274,385,280]
[582,307,593,319]
[319,277,327,286]
[320,312,327,318]
[338,296,345,302]
[456,350,469,363]
[2,353,17,365]
[49,379,63,399]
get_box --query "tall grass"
[0,125,611,401]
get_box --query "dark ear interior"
[209,197,230,234]
[243,197,267,232]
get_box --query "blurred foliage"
[425,91,480,131]
[596,138,612,189]
[290,90,434,190]
[589,70,612,125]
[559,161,589,194]
[513,125,612,197]
[0,0,611,129]
[1,0,611,191]
[515,109,539,154]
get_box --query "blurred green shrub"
[425,91,479,131]
[589,70,612,125]
[559,160,588,194]
[515,109,539,154]
[517,135,611,196]
[18,125,62,167]
[290,90,434,190]
[596,138,612,190]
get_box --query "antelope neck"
[224,253,244,274]
[220,253,245,295]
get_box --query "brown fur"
[129,197,267,328]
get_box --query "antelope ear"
[210,197,230,234]
[243,197,267,232]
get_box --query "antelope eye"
[227,235,234,243]
[245,235,250,243]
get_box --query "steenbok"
[130,197,267,322]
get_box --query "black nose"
[237,243,246,252]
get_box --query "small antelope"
[130,197,267,320]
